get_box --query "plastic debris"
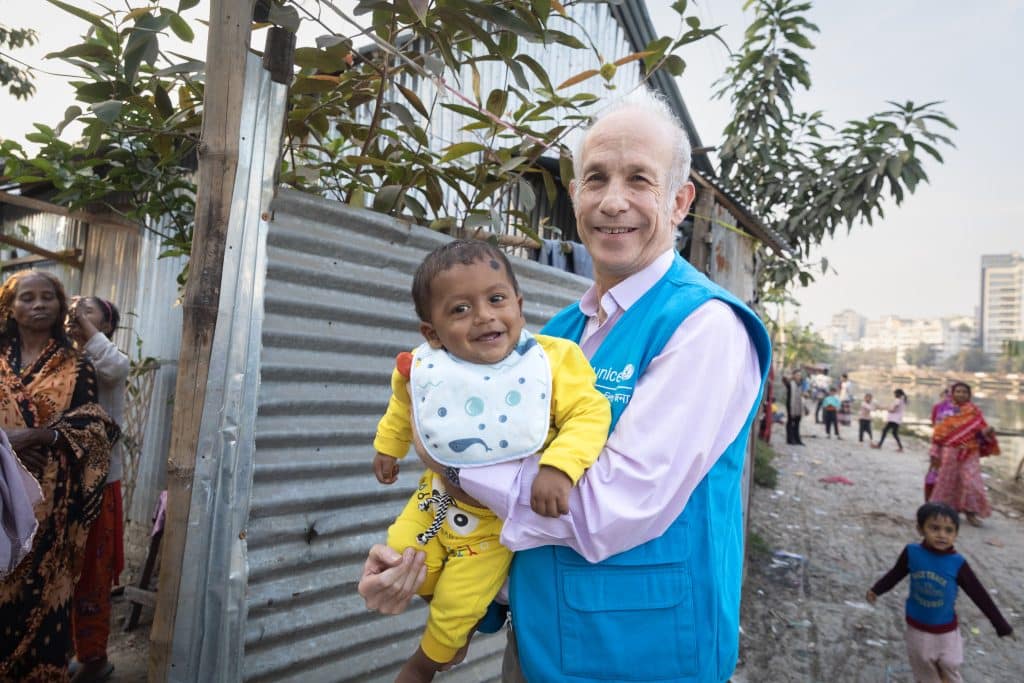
[819,475,855,485]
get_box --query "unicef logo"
[620,364,634,381]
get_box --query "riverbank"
[734,428,1023,682]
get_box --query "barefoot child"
[866,502,1013,682]
[373,240,611,682]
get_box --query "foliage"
[752,439,778,489]
[995,340,1024,374]
[944,347,991,373]
[0,0,203,268]
[903,342,938,368]
[1,0,718,261]
[0,24,37,100]
[715,0,957,301]
[769,318,830,370]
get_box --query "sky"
[2,1,1021,330]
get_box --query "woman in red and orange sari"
[0,271,119,682]
[930,381,999,528]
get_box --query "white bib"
[410,330,552,467]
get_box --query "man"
[359,90,771,682]
[783,369,806,445]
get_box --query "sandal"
[70,658,114,683]
[965,513,983,528]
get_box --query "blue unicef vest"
[906,543,964,627]
[509,255,771,682]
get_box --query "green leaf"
[558,153,574,187]
[485,89,508,118]
[55,105,83,135]
[168,13,195,42]
[45,43,112,61]
[45,0,105,31]
[91,100,124,124]
[397,84,429,118]
[440,142,487,163]
[408,0,429,24]
[517,178,536,212]
[154,59,205,77]
[373,185,404,212]
[178,0,200,11]
[294,47,350,73]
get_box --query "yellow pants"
[387,472,511,663]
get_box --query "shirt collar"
[579,249,676,318]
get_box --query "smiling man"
[359,90,773,682]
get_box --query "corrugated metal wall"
[242,188,589,682]
[0,205,86,291]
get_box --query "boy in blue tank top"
[867,502,1012,682]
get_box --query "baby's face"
[420,258,524,365]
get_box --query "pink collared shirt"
[459,250,764,562]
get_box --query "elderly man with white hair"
[360,89,772,683]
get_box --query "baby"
[372,240,610,682]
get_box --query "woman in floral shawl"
[930,381,999,527]
[0,271,119,682]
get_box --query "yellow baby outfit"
[374,333,610,663]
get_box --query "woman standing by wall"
[0,271,120,681]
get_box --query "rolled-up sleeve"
[460,300,763,562]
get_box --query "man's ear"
[420,321,444,349]
[671,181,697,226]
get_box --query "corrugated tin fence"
[241,188,589,682]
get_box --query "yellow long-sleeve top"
[373,334,610,484]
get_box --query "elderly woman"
[930,381,999,527]
[0,271,119,682]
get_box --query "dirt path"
[733,427,1023,682]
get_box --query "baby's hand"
[373,452,399,484]
[530,466,572,517]
[865,589,877,605]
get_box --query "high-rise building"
[824,309,866,349]
[980,253,1024,354]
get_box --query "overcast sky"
[2,1,1020,330]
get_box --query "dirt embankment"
[734,428,1023,683]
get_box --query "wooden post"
[148,1,255,679]
[689,187,714,274]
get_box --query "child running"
[872,388,907,452]
[867,502,1013,682]
[372,239,611,682]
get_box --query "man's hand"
[358,544,427,615]
[530,465,572,517]
[865,589,877,605]
[373,452,400,484]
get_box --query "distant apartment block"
[980,253,1024,354]
[829,312,976,366]
[824,309,865,348]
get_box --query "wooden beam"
[148,0,256,679]
[689,188,714,274]
[0,190,139,231]
[0,234,84,268]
